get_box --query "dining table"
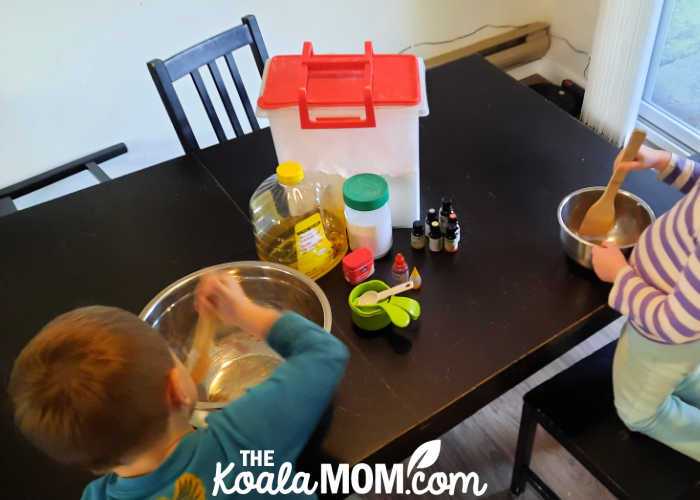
[0,55,682,498]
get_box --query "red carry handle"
[298,41,376,129]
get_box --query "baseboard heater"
[425,22,551,70]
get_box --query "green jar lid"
[343,174,389,211]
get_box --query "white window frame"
[637,0,700,155]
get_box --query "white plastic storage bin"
[256,42,429,228]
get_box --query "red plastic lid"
[343,247,374,269]
[258,42,420,129]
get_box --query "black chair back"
[147,15,269,153]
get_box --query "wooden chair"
[147,15,269,154]
[510,340,700,500]
[0,143,127,217]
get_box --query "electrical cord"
[551,34,592,77]
[399,24,592,78]
[398,24,529,54]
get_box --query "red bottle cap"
[392,253,408,273]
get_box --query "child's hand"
[195,271,280,338]
[614,145,671,173]
[196,272,252,326]
[592,242,628,283]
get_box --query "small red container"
[342,247,375,285]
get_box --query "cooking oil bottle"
[250,162,348,280]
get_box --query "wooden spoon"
[188,315,216,385]
[578,129,647,237]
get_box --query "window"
[638,0,700,155]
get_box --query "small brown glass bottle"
[411,220,426,249]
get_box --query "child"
[9,271,349,498]
[592,145,700,461]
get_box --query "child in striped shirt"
[592,146,700,461]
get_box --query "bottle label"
[294,212,333,277]
[429,237,443,252]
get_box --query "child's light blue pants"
[613,322,700,461]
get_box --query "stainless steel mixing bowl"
[139,261,332,404]
[558,187,655,269]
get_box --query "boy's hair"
[8,306,175,472]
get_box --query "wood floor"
[352,317,625,500]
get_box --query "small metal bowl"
[558,187,655,269]
[139,261,331,406]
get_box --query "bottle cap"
[343,174,389,211]
[392,253,408,273]
[441,197,453,210]
[430,220,441,236]
[276,162,304,185]
[412,220,424,235]
[410,266,422,289]
[449,213,458,220]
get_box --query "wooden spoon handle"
[603,129,646,200]
[189,315,216,384]
[376,281,414,301]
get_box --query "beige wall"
[0,0,599,207]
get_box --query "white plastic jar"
[343,174,392,259]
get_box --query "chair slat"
[207,61,244,137]
[190,69,227,144]
[166,24,253,81]
[242,15,269,74]
[224,53,259,131]
[0,196,17,216]
[86,161,110,183]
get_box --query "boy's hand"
[195,271,280,338]
[614,144,671,173]
[196,272,251,324]
[592,242,628,283]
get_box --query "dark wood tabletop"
[195,56,683,465]
[0,55,683,498]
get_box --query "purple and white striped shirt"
[609,154,700,344]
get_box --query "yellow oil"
[255,208,348,281]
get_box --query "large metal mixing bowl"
[139,261,332,404]
[558,187,655,269]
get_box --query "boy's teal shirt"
[81,312,349,500]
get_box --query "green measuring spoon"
[375,300,411,328]
[388,296,421,320]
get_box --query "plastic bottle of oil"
[250,162,348,280]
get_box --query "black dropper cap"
[427,207,437,221]
[412,220,424,235]
[440,196,453,213]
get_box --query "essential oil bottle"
[439,197,454,233]
[425,208,438,235]
[444,224,458,253]
[411,220,426,250]
[428,220,443,252]
[448,212,461,242]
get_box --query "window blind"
[581,0,665,145]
